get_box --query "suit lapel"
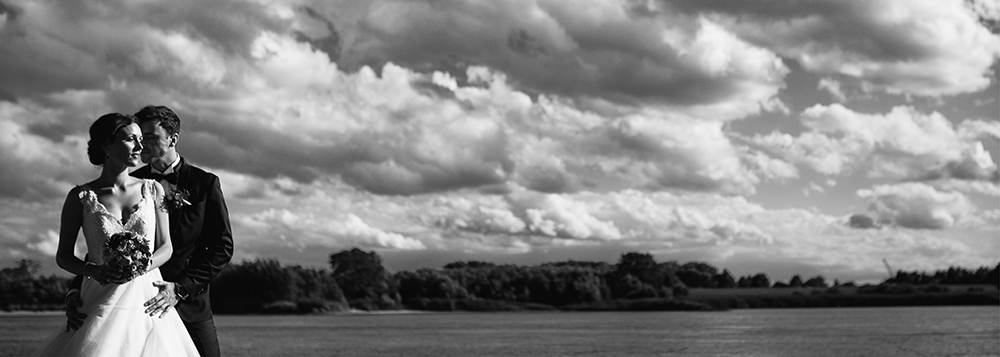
[170,157,193,238]
[175,157,190,189]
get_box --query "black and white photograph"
[1,0,998,356]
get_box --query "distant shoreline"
[355,284,1000,313]
[4,285,997,315]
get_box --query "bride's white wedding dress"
[34,180,199,357]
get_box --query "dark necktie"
[150,172,178,184]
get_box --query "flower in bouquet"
[162,188,192,211]
[103,231,152,284]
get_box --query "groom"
[66,105,234,356]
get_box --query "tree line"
[886,266,998,285]
[1,250,997,312]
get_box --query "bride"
[34,113,198,356]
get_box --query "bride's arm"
[56,187,87,275]
[148,181,173,270]
[57,187,123,284]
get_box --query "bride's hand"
[83,263,126,285]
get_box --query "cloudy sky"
[1,0,998,283]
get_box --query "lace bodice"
[79,180,157,265]
[35,179,199,357]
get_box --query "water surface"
[4,306,997,356]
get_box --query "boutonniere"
[163,188,192,211]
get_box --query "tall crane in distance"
[882,258,894,280]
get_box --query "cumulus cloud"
[740,148,799,182]
[979,209,1000,226]
[847,214,878,229]
[958,118,1000,140]
[426,188,627,242]
[6,0,987,202]
[0,100,97,199]
[27,230,59,256]
[207,179,792,258]
[393,184,990,276]
[0,198,87,264]
[928,179,1000,197]
[192,58,768,196]
[234,208,425,250]
[0,0,995,282]
[857,182,976,229]
[817,78,847,102]
[807,182,825,194]
[595,115,760,193]
[784,227,985,278]
[431,196,528,235]
[666,0,1000,97]
[967,0,1000,25]
[510,188,623,241]
[752,104,999,182]
[316,0,789,119]
[422,186,777,247]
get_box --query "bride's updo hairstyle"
[87,113,138,165]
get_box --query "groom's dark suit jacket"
[131,158,234,322]
[72,158,234,323]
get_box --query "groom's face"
[140,120,175,164]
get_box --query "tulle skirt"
[33,268,199,357]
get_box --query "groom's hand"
[64,291,86,331]
[144,281,180,318]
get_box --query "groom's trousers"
[184,317,220,356]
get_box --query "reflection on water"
[4,306,998,357]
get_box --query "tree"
[611,252,683,297]
[737,276,751,288]
[0,260,71,310]
[329,248,399,309]
[211,259,298,312]
[677,262,719,288]
[789,275,803,288]
[737,273,770,288]
[396,269,469,301]
[443,261,497,270]
[712,269,736,288]
[750,273,770,288]
[803,276,828,288]
[211,259,347,313]
[288,265,346,303]
[614,274,658,299]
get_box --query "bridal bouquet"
[103,231,152,283]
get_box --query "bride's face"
[105,124,143,167]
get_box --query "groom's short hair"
[135,105,181,136]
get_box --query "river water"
[4,306,997,356]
